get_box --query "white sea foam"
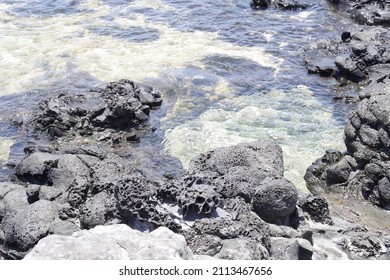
[0,138,13,161]
[290,11,315,21]
[0,2,280,96]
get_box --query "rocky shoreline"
[0,1,389,260]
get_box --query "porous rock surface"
[305,71,390,209]
[32,79,162,143]
[24,224,193,260]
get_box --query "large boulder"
[24,225,193,260]
[188,140,284,178]
[252,178,298,225]
[2,200,57,251]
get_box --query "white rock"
[24,224,193,260]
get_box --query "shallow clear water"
[0,0,352,189]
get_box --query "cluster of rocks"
[250,0,308,10]
[0,134,319,260]
[32,79,162,144]
[305,69,390,209]
[327,0,390,26]
[303,3,390,211]
[304,27,390,85]
[0,79,389,260]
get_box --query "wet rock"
[305,68,390,208]
[273,0,308,10]
[299,195,333,225]
[251,0,269,9]
[252,178,298,225]
[32,79,162,143]
[335,56,366,82]
[24,225,193,260]
[305,56,337,77]
[304,27,390,84]
[2,200,57,251]
[251,0,308,10]
[339,233,388,259]
[328,0,390,26]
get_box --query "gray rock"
[378,177,390,205]
[178,184,219,217]
[299,195,333,225]
[26,184,40,203]
[187,234,223,256]
[326,157,352,185]
[268,224,313,245]
[79,191,116,229]
[0,183,29,216]
[214,166,271,202]
[24,225,193,260]
[251,0,308,10]
[335,56,366,82]
[32,80,162,143]
[270,237,300,260]
[192,217,242,239]
[296,238,313,260]
[39,185,63,201]
[3,200,57,251]
[252,178,298,225]
[188,140,283,178]
[15,153,60,185]
[50,218,80,236]
[216,238,269,260]
[344,233,388,259]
